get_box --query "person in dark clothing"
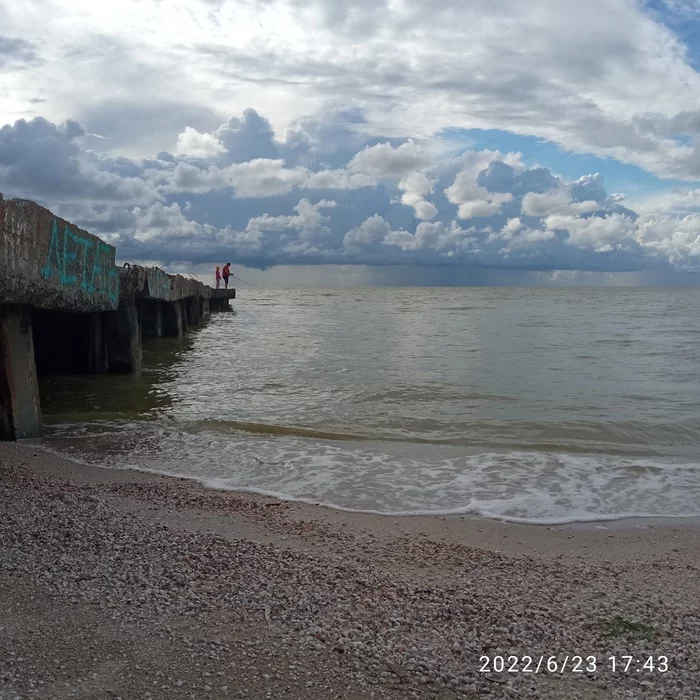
[222,262,231,289]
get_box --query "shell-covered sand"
[1,442,699,700]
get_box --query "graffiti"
[147,267,171,300]
[41,218,119,304]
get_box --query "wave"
[39,423,700,525]
[187,419,364,441]
[362,387,518,404]
[44,415,700,458]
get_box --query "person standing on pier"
[222,262,231,289]
[215,265,221,289]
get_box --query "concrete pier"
[210,289,236,311]
[0,193,235,439]
[141,300,164,339]
[105,302,141,373]
[0,305,42,440]
[185,296,200,326]
[162,299,184,337]
[180,300,189,333]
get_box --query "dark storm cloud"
[0,117,153,203]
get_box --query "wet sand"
[1,441,699,699]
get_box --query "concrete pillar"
[185,296,200,326]
[105,302,142,372]
[141,301,163,339]
[162,301,183,337]
[180,300,189,332]
[0,305,42,440]
[202,298,210,316]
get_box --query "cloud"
[149,158,374,198]
[384,220,478,254]
[3,0,700,181]
[444,151,519,220]
[174,127,226,158]
[6,0,700,281]
[398,172,437,220]
[348,141,434,178]
[212,109,280,164]
[77,99,225,157]
[224,160,311,198]
[131,202,217,242]
[343,214,392,249]
[521,191,598,217]
[0,36,39,69]
[2,111,700,274]
[545,212,638,250]
[245,198,337,250]
[0,117,154,203]
[660,0,700,17]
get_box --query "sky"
[2,0,700,285]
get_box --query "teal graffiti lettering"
[149,270,170,299]
[41,219,62,281]
[41,216,117,302]
[108,269,119,304]
[79,239,96,292]
[158,272,169,298]
[61,226,82,285]
[90,242,108,295]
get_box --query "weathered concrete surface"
[118,265,147,301]
[0,193,234,441]
[0,305,42,439]
[210,289,236,300]
[0,194,119,312]
[119,265,210,304]
[210,289,236,311]
[119,266,215,335]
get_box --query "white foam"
[39,422,700,525]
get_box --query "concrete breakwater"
[0,193,235,441]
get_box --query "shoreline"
[2,440,700,699]
[7,440,700,563]
[26,438,700,530]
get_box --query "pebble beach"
[1,442,699,700]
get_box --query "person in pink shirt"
[215,265,221,289]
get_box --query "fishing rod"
[230,273,254,286]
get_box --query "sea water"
[39,286,700,524]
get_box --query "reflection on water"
[39,334,199,422]
[40,287,700,523]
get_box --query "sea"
[38,286,700,524]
